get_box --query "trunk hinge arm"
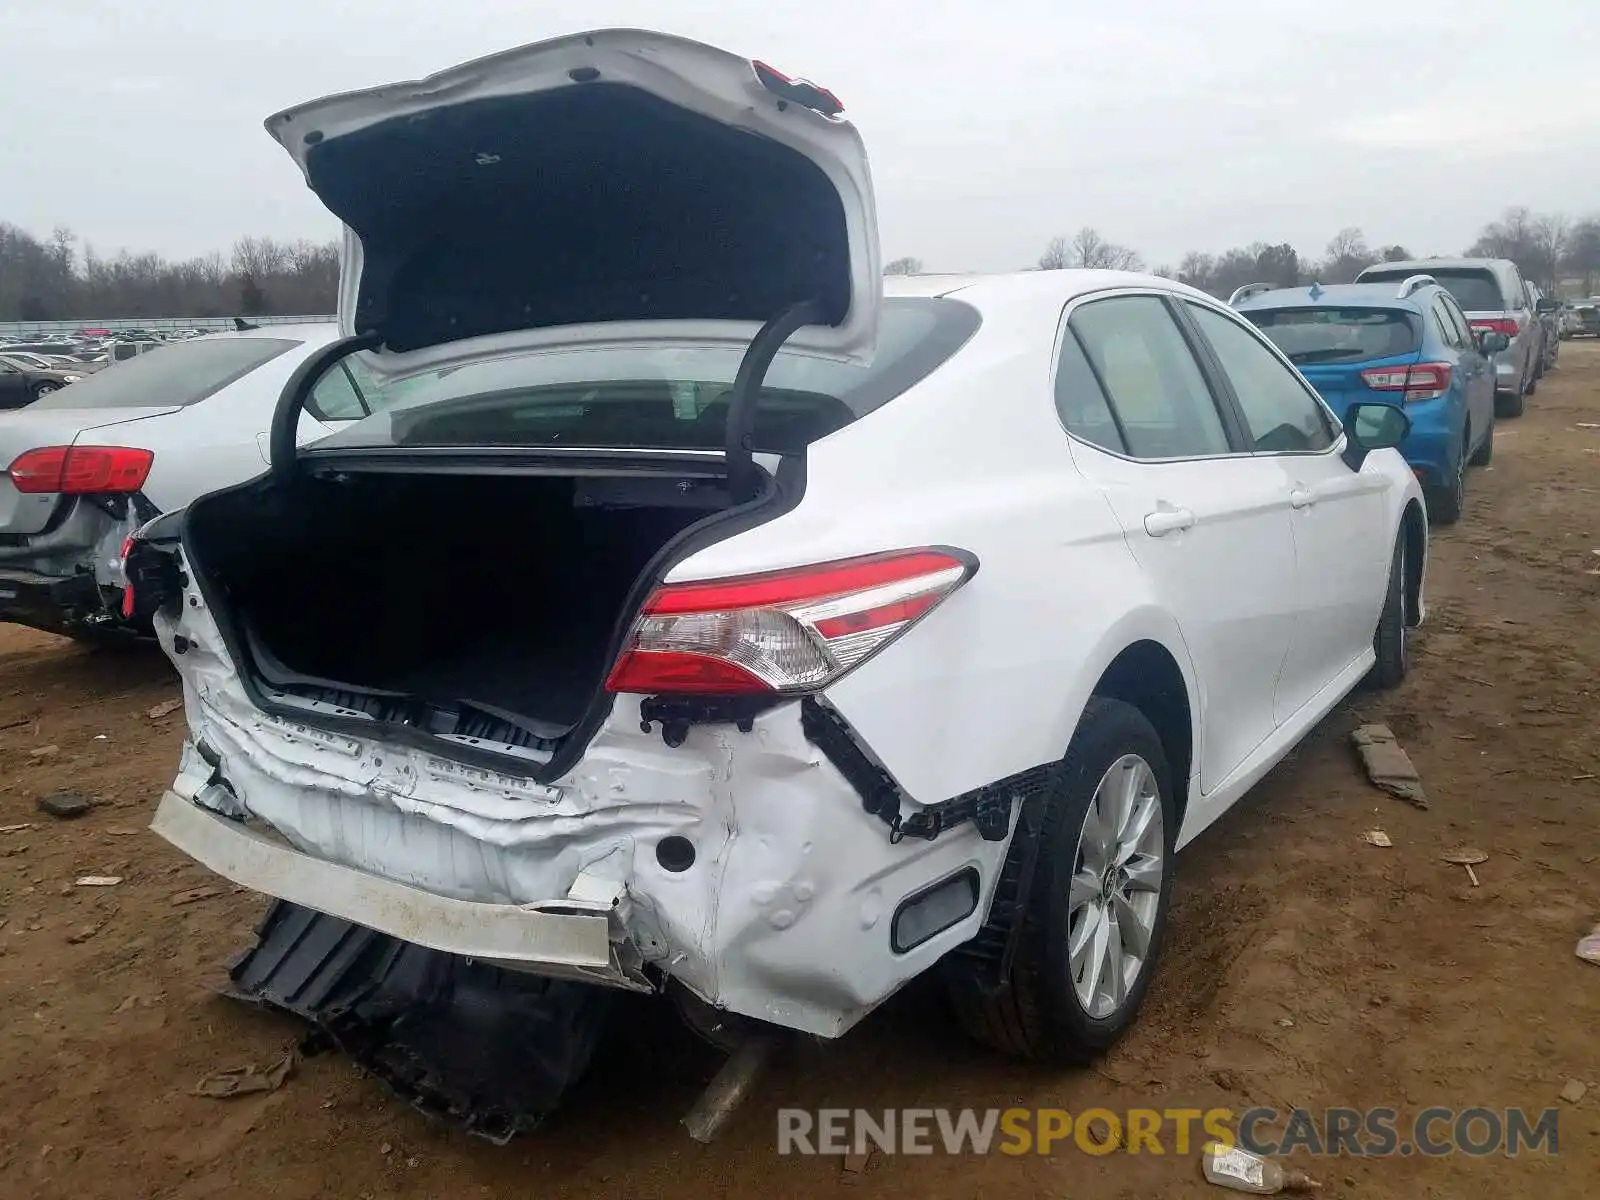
[268,331,382,485]
[724,299,827,503]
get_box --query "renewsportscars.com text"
[777,1106,1560,1157]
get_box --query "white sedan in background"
[0,323,366,638]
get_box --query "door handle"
[1289,487,1316,509]
[1143,505,1195,536]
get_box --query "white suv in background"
[1356,257,1552,417]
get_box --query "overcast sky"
[5,0,1596,271]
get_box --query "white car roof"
[885,268,1217,308]
[191,323,342,346]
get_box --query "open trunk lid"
[0,405,177,536]
[264,28,881,378]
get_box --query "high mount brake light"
[605,549,975,696]
[1362,362,1451,403]
[7,445,154,494]
[751,60,844,117]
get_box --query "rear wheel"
[1427,440,1466,525]
[1365,533,1409,690]
[1469,418,1494,466]
[1495,387,1524,418]
[944,698,1176,1064]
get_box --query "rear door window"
[26,338,301,410]
[1053,327,1126,454]
[1067,295,1233,459]
[1437,294,1474,348]
[1185,303,1337,454]
[1431,299,1468,350]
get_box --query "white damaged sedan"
[128,29,1427,1123]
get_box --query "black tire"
[943,697,1177,1064]
[1495,387,1524,418]
[1426,440,1466,525]
[31,382,60,401]
[1365,533,1409,690]
[1526,366,1539,395]
[1469,418,1494,466]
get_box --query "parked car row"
[1229,255,1564,526]
[0,328,193,379]
[1561,297,1600,338]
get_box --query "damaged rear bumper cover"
[152,595,1012,1038]
[151,791,633,984]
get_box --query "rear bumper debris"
[0,497,145,633]
[0,567,101,633]
[226,899,612,1142]
[152,790,644,990]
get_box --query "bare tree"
[1320,227,1376,283]
[1531,215,1569,290]
[1068,226,1144,271]
[0,220,342,321]
[1380,245,1412,262]
[1177,251,1217,292]
[1037,236,1070,271]
[1564,218,1600,295]
[882,256,923,276]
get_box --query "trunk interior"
[185,469,734,738]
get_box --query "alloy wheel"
[1067,753,1165,1019]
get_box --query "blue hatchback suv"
[1232,276,1508,524]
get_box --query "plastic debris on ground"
[1350,724,1427,809]
[1201,1141,1322,1192]
[193,1050,298,1098]
[1440,847,1488,887]
[1577,923,1600,967]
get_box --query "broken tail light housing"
[606,548,977,696]
[7,445,154,494]
[1361,363,1451,403]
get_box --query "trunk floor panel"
[378,632,604,727]
[226,901,612,1142]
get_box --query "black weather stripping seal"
[725,299,826,503]
[268,330,381,484]
[801,698,1046,844]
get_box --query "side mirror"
[1475,330,1511,354]
[1536,297,1560,315]
[1341,401,1410,472]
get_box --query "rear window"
[1243,307,1420,365]
[322,298,981,453]
[26,337,300,410]
[1361,268,1504,313]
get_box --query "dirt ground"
[2,346,1598,1200]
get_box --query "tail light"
[1361,363,1451,403]
[7,445,154,494]
[606,548,976,696]
[1470,317,1519,337]
[118,534,138,618]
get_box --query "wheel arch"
[1401,498,1426,627]
[1088,638,1196,831]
